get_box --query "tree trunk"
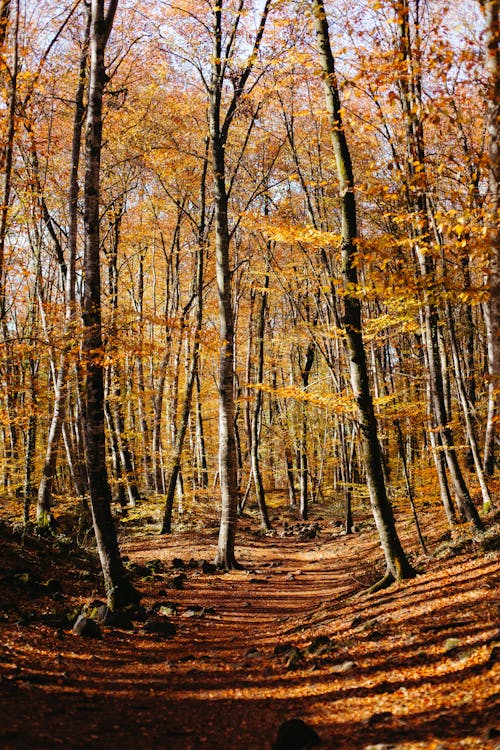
[396,0,483,531]
[195,369,209,489]
[312,0,415,585]
[446,301,492,510]
[0,0,17,322]
[23,358,38,524]
[136,251,154,490]
[298,341,315,521]
[480,0,500,424]
[83,0,138,609]
[250,271,271,531]
[209,0,272,569]
[36,10,90,523]
[162,150,208,533]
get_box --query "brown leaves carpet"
[0,510,499,749]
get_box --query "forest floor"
[0,501,499,750]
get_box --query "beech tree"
[480,0,500,423]
[82,0,139,608]
[36,7,91,526]
[208,0,272,568]
[311,0,415,587]
[1,0,496,580]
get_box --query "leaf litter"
[0,508,499,749]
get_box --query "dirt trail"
[0,518,499,749]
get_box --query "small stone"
[284,647,303,670]
[367,711,393,726]
[158,604,178,617]
[272,718,320,750]
[125,562,150,577]
[306,635,332,656]
[487,645,500,667]
[96,604,110,622]
[199,560,217,574]
[444,637,461,653]
[167,574,186,590]
[274,643,294,656]
[104,610,134,629]
[332,660,356,673]
[13,571,36,587]
[485,727,500,739]
[146,559,164,572]
[183,609,202,618]
[143,619,177,637]
[45,579,63,594]
[172,558,185,569]
[72,615,102,639]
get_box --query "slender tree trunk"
[106,208,141,508]
[312,0,415,586]
[195,369,209,489]
[23,357,38,524]
[136,251,154,490]
[211,128,239,567]
[0,2,19,486]
[0,0,17,321]
[397,0,483,531]
[298,341,315,521]
[250,271,271,530]
[36,11,90,523]
[162,151,208,533]
[480,0,500,422]
[209,0,272,569]
[446,302,492,510]
[482,301,496,474]
[83,0,138,609]
[394,419,428,553]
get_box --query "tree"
[311,0,415,588]
[36,7,91,526]
[82,0,139,609]
[394,0,483,530]
[208,0,272,569]
[480,0,500,431]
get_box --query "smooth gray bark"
[480,0,500,444]
[209,0,272,569]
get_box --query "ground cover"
[0,506,499,749]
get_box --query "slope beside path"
[0,514,499,749]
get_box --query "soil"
[0,506,499,750]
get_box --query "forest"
[0,0,499,748]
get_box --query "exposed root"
[366,571,395,594]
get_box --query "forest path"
[0,514,499,749]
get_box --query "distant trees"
[0,0,494,595]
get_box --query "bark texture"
[209,0,271,569]
[83,0,139,609]
[312,0,415,582]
